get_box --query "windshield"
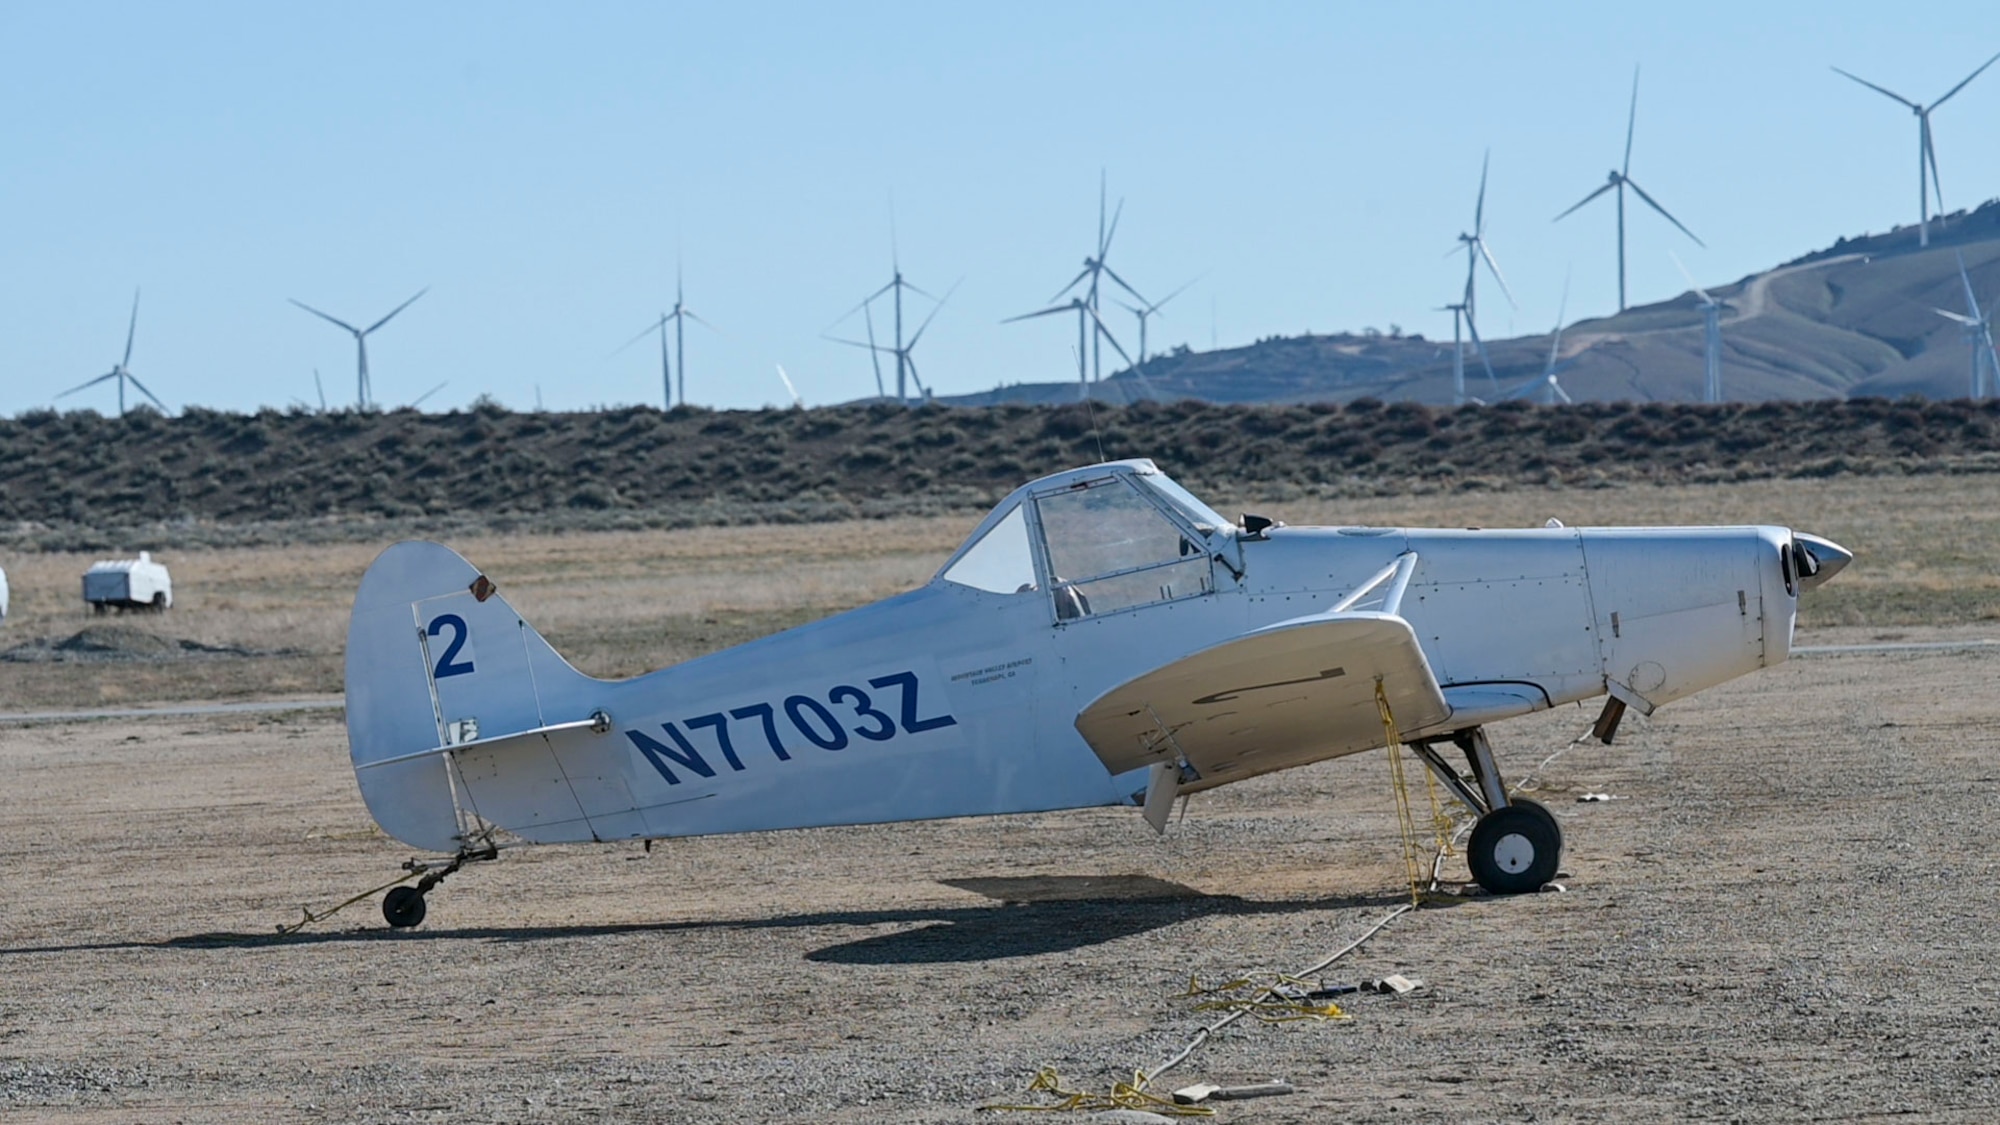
[1139,473,1230,533]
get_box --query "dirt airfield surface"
[0,629,1996,1123]
[4,475,2000,1122]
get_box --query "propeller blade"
[906,277,963,349]
[1047,265,1092,305]
[289,298,360,334]
[1005,302,1079,324]
[364,287,428,335]
[122,288,141,368]
[1623,66,1640,177]
[1931,48,2000,109]
[1553,181,1617,222]
[1829,66,1920,109]
[125,372,168,412]
[611,315,667,358]
[56,371,121,398]
[1084,304,1133,367]
[410,381,448,408]
[1624,178,1705,246]
[1475,238,1517,308]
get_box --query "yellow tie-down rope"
[979,1067,1215,1116]
[1377,678,1454,904]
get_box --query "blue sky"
[4,3,1997,415]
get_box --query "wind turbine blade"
[1623,66,1640,177]
[826,280,899,330]
[610,316,667,357]
[1475,239,1517,308]
[125,373,168,411]
[1148,273,1204,315]
[1625,178,1705,246]
[1931,48,2000,109]
[1096,170,1107,255]
[1546,268,1572,377]
[1925,123,1946,216]
[1957,250,1984,318]
[1474,149,1490,235]
[56,371,121,398]
[1101,197,1124,258]
[775,364,803,408]
[289,298,360,334]
[1551,378,1574,405]
[364,287,429,335]
[1668,249,1713,305]
[682,308,720,332]
[1935,307,1979,326]
[906,277,962,348]
[1829,66,1921,109]
[123,288,141,368]
[1005,303,1078,324]
[1100,263,1149,306]
[822,335,893,351]
[1085,304,1133,367]
[409,381,448,409]
[864,302,885,397]
[904,355,929,397]
[314,368,326,411]
[1464,314,1499,392]
[1553,181,1616,222]
[1047,265,1092,305]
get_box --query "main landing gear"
[382,845,498,929]
[1410,727,1562,895]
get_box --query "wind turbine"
[1004,296,1133,397]
[1437,300,1499,406]
[1046,172,1150,382]
[1504,275,1576,405]
[1831,50,2000,248]
[1455,150,1516,332]
[57,289,166,415]
[616,265,713,409]
[826,218,943,403]
[1554,67,1703,311]
[289,288,428,410]
[1933,250,2000,400]
[1671,251,1726,403]
[1116,274,1202,364]
[829,280,961,400]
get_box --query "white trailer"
[82,551,173,613]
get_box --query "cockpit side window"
[940,504,1039,595]
[1034,477,1213,620]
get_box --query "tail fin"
[344,541,596,851]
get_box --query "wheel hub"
[1493,832,1536,873]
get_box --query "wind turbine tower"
[1005,297,1132,397]
[827,219,944,402]
[1554,67,1704,311]
[1456,151,1516,332]
[1672,252,1726,403]
[57,289,166,415]
[618,266,713,409]
[289,288,428,410]
[827,280,961,401]
[1831,49,2000,248]
[1437,300,1498,406]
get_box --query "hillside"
[943,200,2000,406]
[6,398,2000,547]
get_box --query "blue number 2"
[427,613,476,678]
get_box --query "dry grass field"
[3,473,2000,1122]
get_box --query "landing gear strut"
[1411,726,1562,895]
[382,844,498,928]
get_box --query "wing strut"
[1331,551,1419,614]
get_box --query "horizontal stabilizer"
[1074,611,1448,792]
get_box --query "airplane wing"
[1074,611,1448,826]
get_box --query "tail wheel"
[1467,804,1561,894]
[382,886,427,928]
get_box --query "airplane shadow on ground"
[0,875,1433,965]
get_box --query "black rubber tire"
[1467,804,1561,894]
[1507,797,1563,856]
[382,886,427,928]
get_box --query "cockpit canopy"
[937,460,1231,620]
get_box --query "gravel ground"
[2,628,1998,1122]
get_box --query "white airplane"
[344,458,1851,927]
